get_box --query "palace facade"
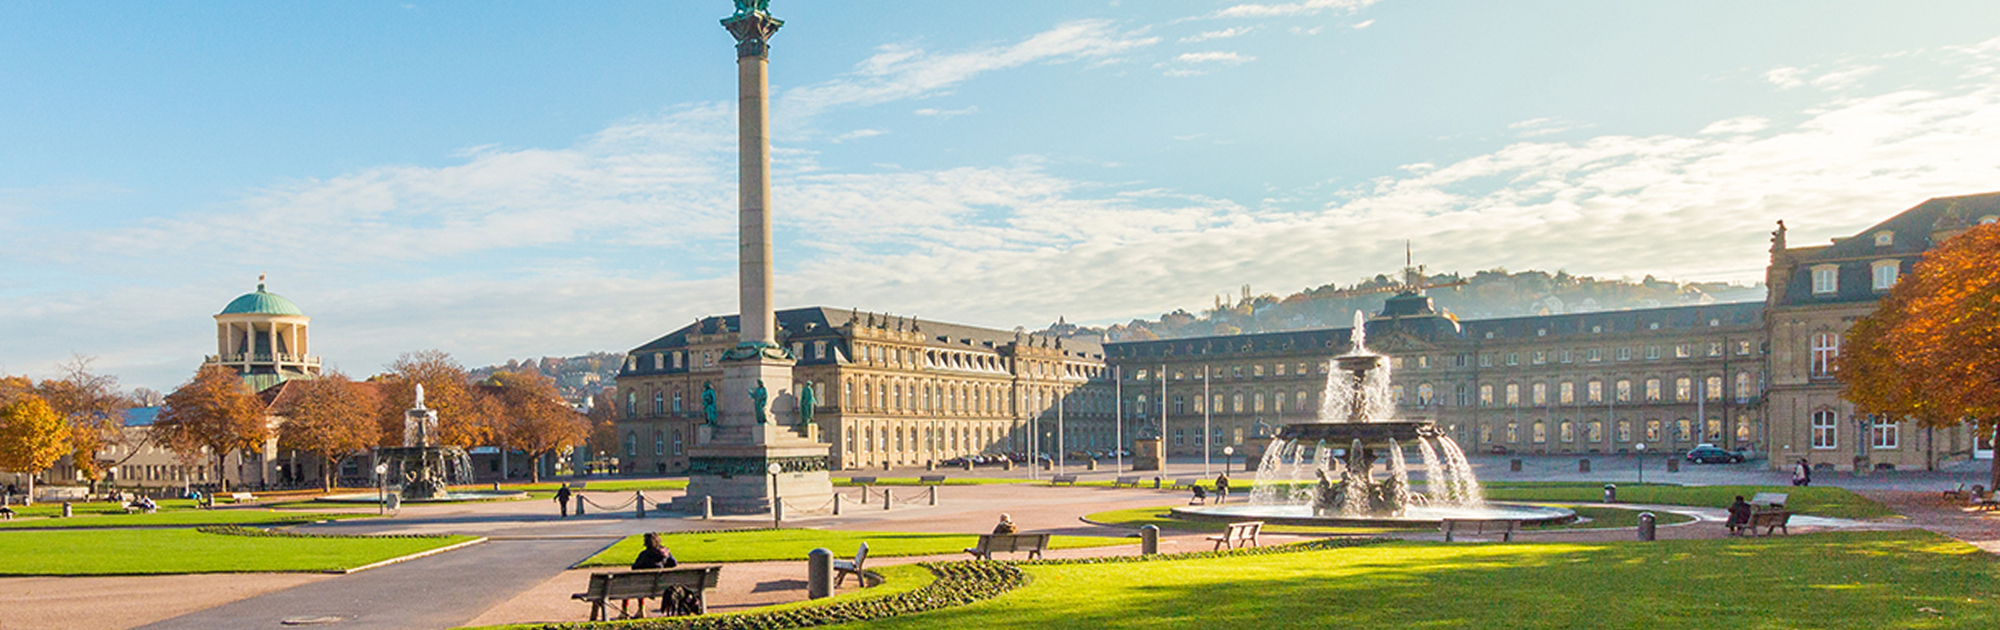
[614,308,1112,472]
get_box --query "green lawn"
[578,528,1134,567]
[1480,482,1894,519]
[1,498,203,518]
[0,528,477,575]
[0,508,369,530]
[834,530,1998,629]
[511,479,689,493]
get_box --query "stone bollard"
[493,482,501,491]
[927,460,936,471]
[62,502,72,518]
[575,495,586,516]
[807,548,834,599]
[1140,524,1160,556]
[833,492,843,515]
[636,491,647,519]
[883,461,891,471]
[859,485,870,504]
[882,489,893,511]
[1510,459,1523,472]
[774,499,784,527]
[928,485,939,506]
[1153,476,1162,489]
[964,460,973,471]
[702,495,714,520]
[1088,459,1098,471]
[1003,459,1014,471]
[1637,512,1656,541]
[1579,459,1591,473]
[1603,484,1617,503]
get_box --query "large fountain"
[318,385,524,504]
[1175,311,1573,526]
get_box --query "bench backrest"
[1749,492,1787,507]
[852,542,869,568]
[978,532,1051,553]
[1115,476,1139,484]
[1051,474,1077,483]
[1174,478,1197,487]
[1225,521,1262,540]
[851,476,878,485]
[586,566,721,600]
[919,475,946,483]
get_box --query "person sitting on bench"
[632,533,677,569]
[630,533,700,615]
[1725,495,1753,533]
[992,513,1018,535]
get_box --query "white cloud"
[1211,0,1381,18]
[830,129,888,143]
[1812,65,1881,90]
[1765,66,1809,89]
[1175,51,1255,65]
[1507,117,1594,138]
[1351,19,1375,29]
[913,106,980,119]
[780,20,1159,117]
[1180,27,1255,43]
[1699,116,1770,135]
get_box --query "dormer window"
[1812,264,1840,295]
[1981,215,1998,225]
[1872,260,1899,290]
[1874,231,1894,247]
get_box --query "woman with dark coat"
[632,533,678,569]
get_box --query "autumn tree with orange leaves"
[34,356,133,491]
[373,351,492,449]
[276,373,381,491]
[1843,222,2000,487]
[156,364,268,492]
[0,391,70,505]
[486,371,588,483]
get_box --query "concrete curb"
[332,537,487,575]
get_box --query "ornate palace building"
[615,308,1112,472]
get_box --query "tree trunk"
[323,453,335,493]
[216,451,229,495]
[530,452,541,484]
[24,474,34,507]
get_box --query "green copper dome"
[220,284,305,316]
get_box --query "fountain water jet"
[1173,311,1571,526]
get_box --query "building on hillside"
[1764,192,2000,472]
[1104,291,1767,462]
[615,308,1112,472]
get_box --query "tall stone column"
[675,0,833,515]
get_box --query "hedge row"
[523,561,1026,630]
[195,525,455,540]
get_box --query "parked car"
[1685,445,1745,464]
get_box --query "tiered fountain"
[1174,312,1573,526]
[318,385,526,504]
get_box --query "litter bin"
[1637,512,1657,541]
[1602,483,1617,503]
[1510,459,1523,472]
[1579,459,1591,473]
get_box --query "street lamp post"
[1223,446,1236,474]
[374,463,388,516]
[1635,443,1647,485]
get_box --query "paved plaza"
[3,455,1994,630]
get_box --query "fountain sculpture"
[375,384,475,501]
[1175,311,1573,526]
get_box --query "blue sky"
[5,1,2000,391]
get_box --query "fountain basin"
[315,490,528,504]
[1276,420,1438,445]
[1171,502,1575,527]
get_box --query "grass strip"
[577,528,1134,567]
[0,527,475,575]
[0,509,369,530]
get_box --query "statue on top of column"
[732,0,770,16]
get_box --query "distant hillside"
[1042,268,1765,342]
[470,352,623,406]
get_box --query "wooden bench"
[1441,518,1521,542]
[832,543,871,587]
[919,475,947,485]
[848,476,877,486]
[1170,478,1200,490]
[965,533,1051,560]
[1112,475,1141,488]
[1942,483,1969,500]
[124,499,158,514]
[571,565,721,621]
[1206,521,1262,550]
[1749,493,1787,509]
[1741,510,1792,536]
[1049,474,1079,486]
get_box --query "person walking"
[555,484,574,518]
[1792,459,1811,487]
